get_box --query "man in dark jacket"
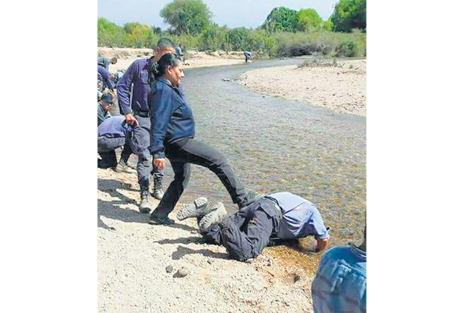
[117,38,176,213]
[177,192,330,262]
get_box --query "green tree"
[261,7,299,33]
[98,17,126,47]
[331,0,366,32]
[297,8,322,32]
[160,0,213,35]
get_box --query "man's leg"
[98,136,122,168]
[130,116,155,213]
[216,199,281,261]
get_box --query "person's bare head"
[110,57,117,64]
[154,38,176,61]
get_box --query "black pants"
[151,138,248,219]
[97,136,132,168]
[202,198,282,261]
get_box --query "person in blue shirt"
[311,227,366,313]
[148,53,255,226]
[243,50,252,63]
[117,38,176,213]
[98,64,115,92]
[98,56,117,71]
[176,192,330,262]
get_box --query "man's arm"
[117,62,139,125]
[117,62,137,115]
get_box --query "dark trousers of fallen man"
[202,197,282,262]
[98,136,132,168]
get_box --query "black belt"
[134,110,150,117]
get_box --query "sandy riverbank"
[98,47,246,73]
[238,59,366,116]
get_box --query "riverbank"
[98,47,246,73]
[98,168,317,313]
[238,59,366,116]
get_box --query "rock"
[165,265,173,273]
[294,274,301,283]
[176,267,189,277]
[207,259,214,264]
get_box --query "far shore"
[99,47,366,116]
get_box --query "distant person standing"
[311,227,367,313]
[176,44,184,61]
[98,57,117,70]
[243,50,252,63]
[117,38,176,213]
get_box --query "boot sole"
[176,197,210,220]
[198,202,227,233]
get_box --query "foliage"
[261,7,299,33]
[160,0,213,35]
[297,9,322,32]
[331,0,366,32]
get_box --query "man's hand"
[153,158,165,170]
[125,113,139,126]
[315,238,329,253]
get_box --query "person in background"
[96,116,133,173]
[243,50,252,63]
[98,56,117,71]
[98,93,114,126]
[176,44,184,61]
[117,38,176,213]
[98,64,115,96]
[311,226,366,313]
[176,192,330,262]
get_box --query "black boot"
[139,180,152,214]
[152,175,164,200]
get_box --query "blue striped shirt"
[269,192,330,240]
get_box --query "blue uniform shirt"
[98,57,110,70]
[98,116,128,137]
[117,58,153,115]
[269,192,330,240]
[98,65,114,90]
[149,78,195,159]
[311,244,366,313]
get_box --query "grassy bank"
[98,18,366,58]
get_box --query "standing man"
[117,38,176,213]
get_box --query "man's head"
[110,57,117,64]
[100,93,114,111]
[154,38,176,61]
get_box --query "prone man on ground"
[177,192,330,262]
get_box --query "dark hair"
[156,38,176,51]
[151,53,182,78]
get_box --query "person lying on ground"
[97,115,135,173]
[147,53,257,226]
[176,192,330,262]
[311,226,366,313]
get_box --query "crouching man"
[177,192,330,262]
[98,115,134,173]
